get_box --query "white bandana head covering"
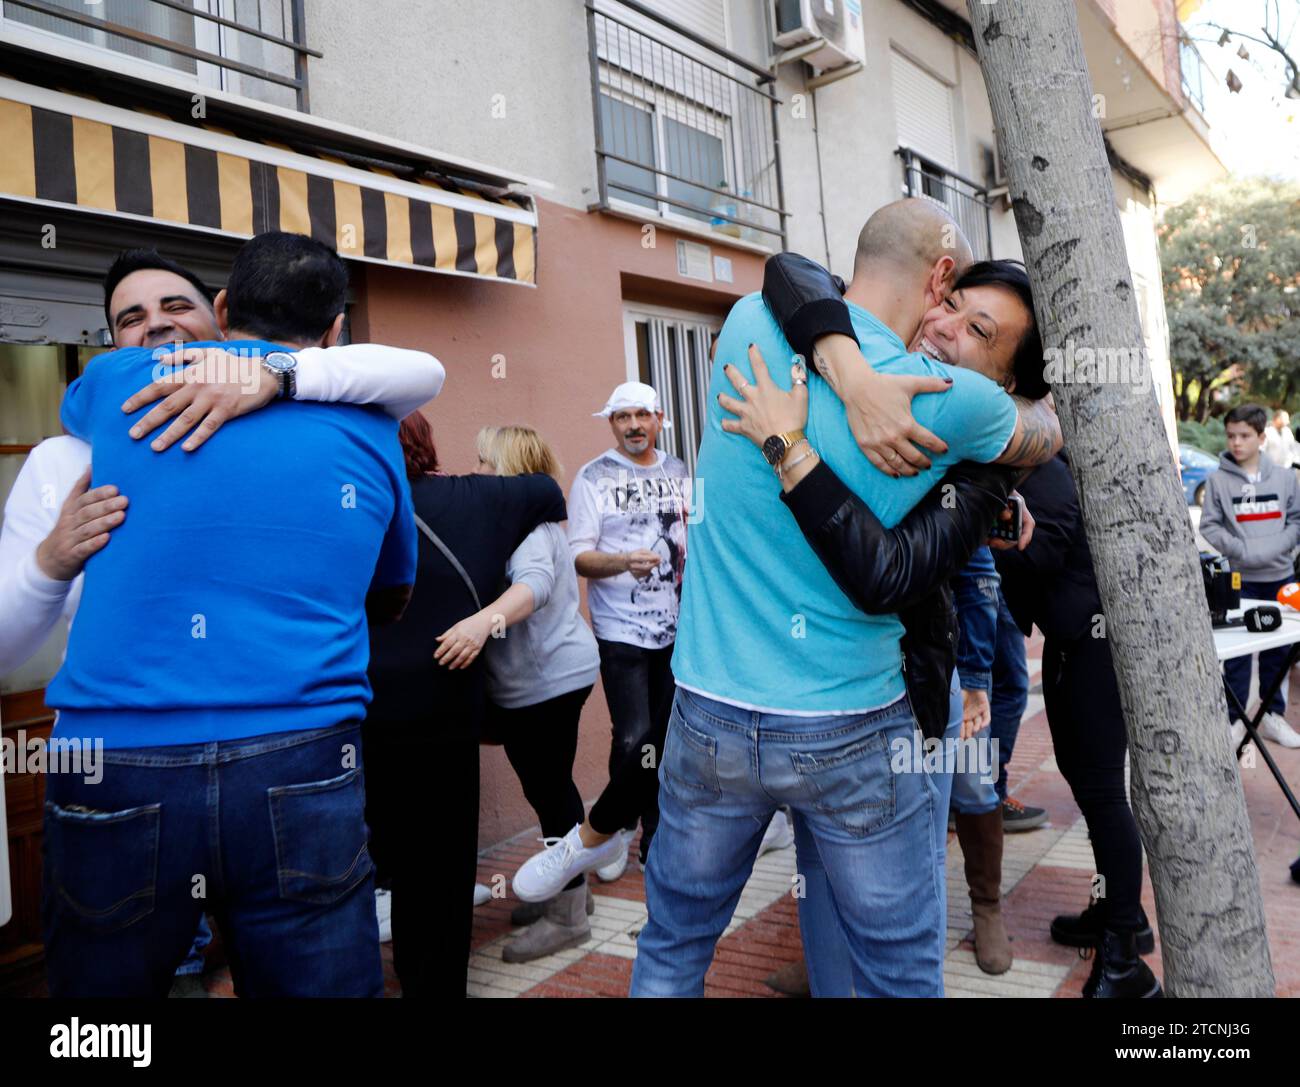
[593,381,672,429]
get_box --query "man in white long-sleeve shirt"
[0,247,444,991]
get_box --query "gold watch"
[761,429,806,468]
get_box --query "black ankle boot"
[1051,897,1154,954]
[1081,929,1162,998]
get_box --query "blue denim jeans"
[630,688,943,998]
[43,720,382,998]
[798,670,998,995]
[989,592,1029,801]
[940,671,1000,818]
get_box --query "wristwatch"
[261,350,298,399]
[761,429,806,468]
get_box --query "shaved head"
[853,197,973,279]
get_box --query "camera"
[1201,552,1240,627]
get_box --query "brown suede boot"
[954,809,1013,974]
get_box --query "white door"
[623,304,722,479]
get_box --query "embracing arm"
[0,452,76,673]
[293,344,446,419]
[719,345,1017,615]
[781,458,1016,614]
[119,343,446,452]
[762,253,952,476]
[993,395,1063,468]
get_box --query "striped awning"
[0,78,537,286]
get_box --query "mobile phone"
[991,496,1022,542]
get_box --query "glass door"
[0,343,107,696]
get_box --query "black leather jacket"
[762,252,1017,739]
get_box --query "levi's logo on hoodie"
[1232,485,1282,523]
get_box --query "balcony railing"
[0,0,318,111]
[1178,30,1208,115]
[586,0,786,247]
[897,147,993,262]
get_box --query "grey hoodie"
[1198,451,1300,582]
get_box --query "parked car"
[1179,444,1218,506]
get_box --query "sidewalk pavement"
[203,639,1300,998]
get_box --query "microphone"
[1245,605,1282,633]
[1277,582,1300,610]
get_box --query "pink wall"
[352,198,764,848]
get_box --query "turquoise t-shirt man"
[672,293,1017,716]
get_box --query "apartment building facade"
[0,0,1225,980]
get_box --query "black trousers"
[492,685,593,891]
[1041,632,1145,932]
[362,716,478,998]
[590,640,676,859]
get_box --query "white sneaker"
[758,809,795,857]
[594,831,631,883]
[512,824,628,903]
[375,888,392,944]
[1259,712,1300,749]
[1230,719,1248,754]
[473,882,492,907]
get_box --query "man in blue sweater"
[43,232,416,997]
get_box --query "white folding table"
[1213,599,1300,823]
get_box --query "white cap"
[593,381,672,429]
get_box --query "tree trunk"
[969,0,1274,996]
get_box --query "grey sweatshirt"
[1198,451,1300,582]
[484,522,601,709]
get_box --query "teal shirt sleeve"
[919,364,1018,465]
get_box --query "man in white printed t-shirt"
[568,382,690,874]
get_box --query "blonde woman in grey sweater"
[466,426,602,961]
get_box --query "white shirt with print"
[567,447,689,649]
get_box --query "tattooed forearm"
[995,397,1063,467]
[812,346,840,393]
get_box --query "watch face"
[263,350,297,374]
[762,435,786,466]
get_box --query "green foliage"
[1159,177,1300,419]
[1177,417,1227,456]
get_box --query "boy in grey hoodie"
[1199,403,1300,748]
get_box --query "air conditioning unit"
[771,0,866,73]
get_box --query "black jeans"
[491,684,592,891]
[363,716,478,998]
[1041,632,1145,932]
[591,639,676,857]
